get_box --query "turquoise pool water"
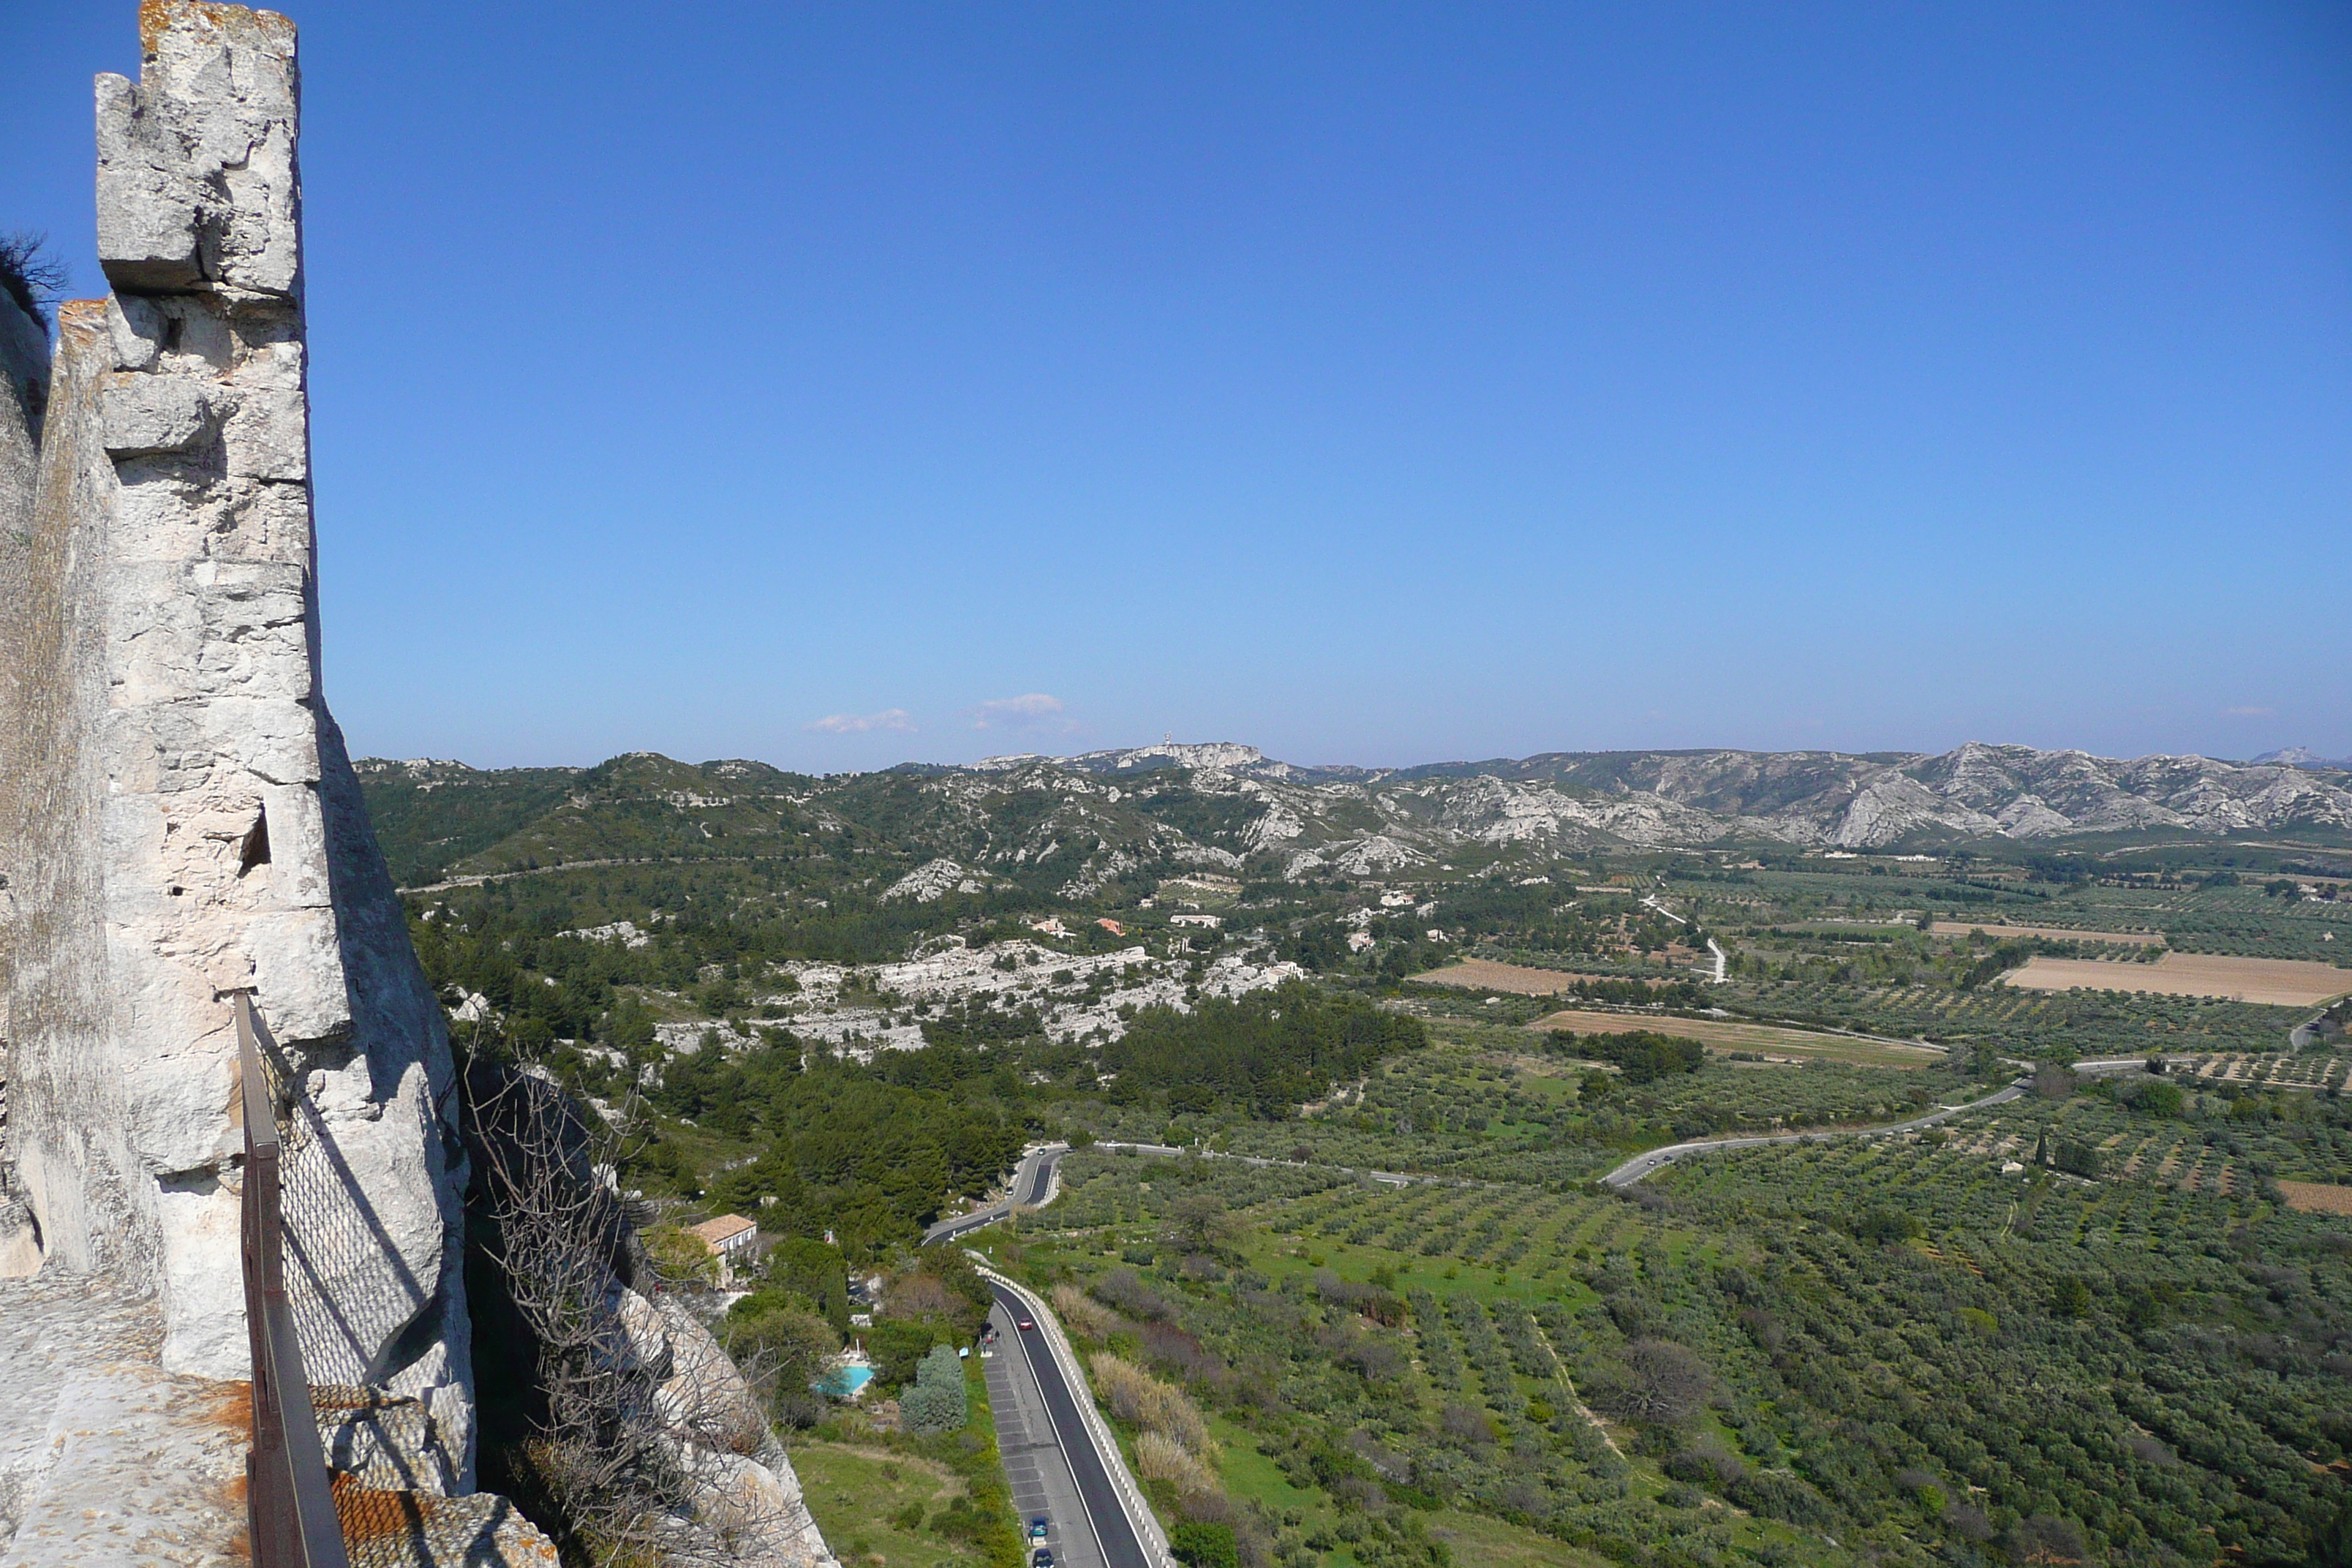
[815,1363,875,1398]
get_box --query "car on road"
[1017,1316,1036,1330]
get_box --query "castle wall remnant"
[0,0,474,1480]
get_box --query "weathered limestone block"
[0,0,476,1490]
[99,374,212,455]
[222,387,307,478]
[95,3,301,297]
[0,1202,38,1281]
[312,1384,461,1496]
[617,1284,673,1378]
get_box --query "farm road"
[1600,1081,2030,1188]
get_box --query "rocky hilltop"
[359,741,2352,900]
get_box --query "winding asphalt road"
[921,1147,1168,1567]
[924,1143,1068,1244]
[1600,1079,2030,1187]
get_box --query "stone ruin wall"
[0,0,474,1479]
[1,11,845,1561]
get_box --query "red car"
[1017,1316,1036,1331]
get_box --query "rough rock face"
[882,857,986,902]
[0,0,473,1480]
[621,1287,839,1568]
[0,293,43,562]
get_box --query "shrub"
[643,1224,720,1285]
[1852,1207,1923,1245]
[1137,1431,1220,1497]
[1558,1030,1707,1084]
[1169,1520,1240,1568]
[1051,1283,1124,1341]
[899,1343,968,1435]
[1665,1441,1744,1488]
[1090,1353,1210,1453]
[2007,1512,2088,1564]
[1943,1501,1994,1541]
[867,1317,946,1389]
[720,1291,839,1427]
[1092,1267,1172,1321]
[2054,1139,2103,1178]
[1440,1403,1497,1444]
[0,233,67,325]
[1137,1320,1235,1392]
[1313,1270,1406,1326]
[1728,1469,1832,1526]
[1602,1339,1714,1425]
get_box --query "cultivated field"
[2003,951,2351,1007]
[1930,920,2164,946]
[1526,1008,1943,1068]
[2278,1181,2352,1216]
[1411,958,1662,995]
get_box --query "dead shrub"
[1091,1267,1172,1321]
[1139,1321,1235,1392]
[1134,1431,1219,1498]
[1441,1403,1497,1444]
[888,1273,959,1319]
[1089,1352,1211,1455]
[1051,1284,1124,1342]
[1602,1338,1715,1425]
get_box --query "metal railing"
[234,990,352,1568]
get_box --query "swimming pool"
[814,1362,875,1399]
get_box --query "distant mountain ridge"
[2252,746,2352,772]
[355,741,2352,893]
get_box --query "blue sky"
[8,3,2349,772]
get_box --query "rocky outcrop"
[883,857,985,902]
[465,1061,837,1567]
[625,1289,837,1568]
[0,0,472,1484]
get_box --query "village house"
[688,1213,759,1286]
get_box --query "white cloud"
[971,693,1073,731]
[2223,706,2276,718]
[804,709,916,735]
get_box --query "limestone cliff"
[0,0,473,1481]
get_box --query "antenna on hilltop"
[1164,732,1172,745]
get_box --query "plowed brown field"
[1930,921,2163,946]
[1411,959,1669,995]
[2278,1181,2352,1215]
[2003,952,2350,1006]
